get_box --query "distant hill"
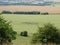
[0,6,60,14]
[1,2,60,6]
[0,0,54,6]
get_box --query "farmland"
[2,14,60,45]
[0,6,60,14]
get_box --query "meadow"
[2,14,60,45]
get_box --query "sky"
[0,0,60,3]
[0,0,60,2]
[49,0,60,2]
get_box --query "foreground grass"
[13,34,31,45]
[2,14,60,45]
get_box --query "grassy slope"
[2,14,60,45]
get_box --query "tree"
[32,23,60,44]
[2,11,12,14]
[0,15,17,45]
[41,12,49,15]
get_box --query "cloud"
[48,0,60,2]
[1,0,60,2]
[0,0,60,5]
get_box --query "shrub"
[23,31,28,37]
[20,31,28,37]
[32,23,60,43]
[0,15,17,45]
[20,32,23,36]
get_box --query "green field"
[2,14,60,45]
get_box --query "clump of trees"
[1,11,40,14]
[2,11,12,14]
[0,15,17,45]
[41,12,49,15]
[13,11,40,14]
[20,31,28,37]
[32,23,60,44]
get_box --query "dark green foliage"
[32,23,60,43]
[41,12,49,15]
[20,31,28,37]
[13,11,40,14]
[2,11,12,14]
[20,32,23,36]
[23,31,28,36]
[0,16,17,45]
[1,11,40,15]
[31,33,39,43]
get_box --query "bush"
[32,23,60,43]
[0,15,17,45]
[20,32,23,36]
[23,31,28,36]
[20,31,28,37]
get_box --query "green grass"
[2,14,60,45]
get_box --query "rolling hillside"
[0,6,60,14]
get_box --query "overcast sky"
[0,0,60,2]
[49,0,60,2]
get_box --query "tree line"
[1,11,49,15]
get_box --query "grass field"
[2,14,60,45]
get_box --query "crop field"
[2,14,60,45]
[0,6,60,13]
